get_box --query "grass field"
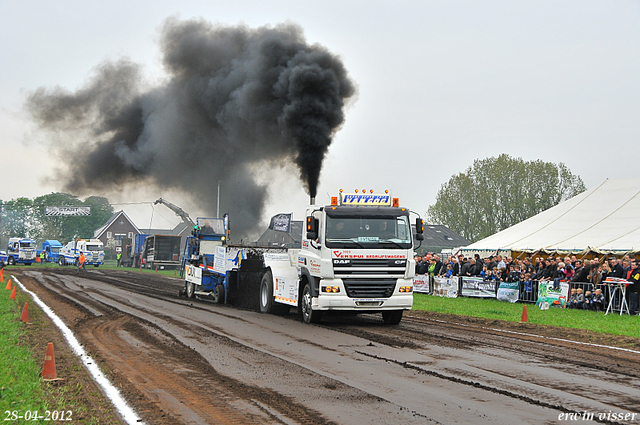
[0,282,50,415]
[413,293,640,338]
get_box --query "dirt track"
[12,267,640,424]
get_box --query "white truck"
[59,239,105,267]
[181,191,423,324]
[6,237,38,265]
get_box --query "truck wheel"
[58,257,64,266]
[8,257,15,266]
[185,281,195,298]
[214,284,225,304]
[301,283,322,324]
[382,310,403,325]
[260,271,275,313]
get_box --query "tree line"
[0,193,114,247]
[427,154,585,243]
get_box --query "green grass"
[412,293,640,338]
[0,287,50,416]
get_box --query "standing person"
[77,252,87,274]
[627,258,640,315]
[116,252,122,267]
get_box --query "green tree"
[427,154,586,242]
[1,193,114,246]
[0,198,35,240]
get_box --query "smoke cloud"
[27,18,355,237]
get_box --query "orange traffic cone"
[20,302,31,324]
[5,278,11,290]
[521,305,528,323]
[42,343,58,380]
[9,286,16,300]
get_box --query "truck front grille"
[343,279,396,298]
[333,258,406,278]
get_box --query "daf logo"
[333,259,351,265]
[394,260,406,265]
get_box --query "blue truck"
[42,240,63,263]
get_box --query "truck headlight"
[322,286,340,293]
[399,286,413,293]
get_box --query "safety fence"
[412,275,632,314]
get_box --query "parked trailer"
[6,237,37,266]
[140,234,182,270]
[180,191,424,324]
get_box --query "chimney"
[310,196,315,205]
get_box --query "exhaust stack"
[310,196,315,205]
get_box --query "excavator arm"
[154,198,197,230]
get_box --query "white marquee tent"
[462,177,640,255]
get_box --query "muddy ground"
[9,267,640,424]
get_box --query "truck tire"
[382,310,403,325]
[185,281,195,298]
[58,257,65,266]
[213,284,225,304]
[260,271,289,314]
[260,271,276,313]
[301,282,322,324]
[8,257,15,266]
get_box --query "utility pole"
[216,181,220,218]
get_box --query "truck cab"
[42,240,63,263]
[59,239,105,267]
[183,217,228,299]
[6,237,37,265]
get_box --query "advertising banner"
[497,281,520,303]
[536,281,570,308]
[461,277,497,298]
[413,274,430,294]
[433,276,458,298]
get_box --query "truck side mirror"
[415,218,424,240]
[306,216,318,241]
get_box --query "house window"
[128,232,133,239]
[107,231,112,238]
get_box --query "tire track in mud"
[19,270,338,425]
[18,268,640,424]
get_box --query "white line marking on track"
[13,276,144,425]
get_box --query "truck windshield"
[20,241,36,248]
[325,215,412,249]
[86,245,103,251]
[197,218,225,235]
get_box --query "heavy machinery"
[179,190,423,325]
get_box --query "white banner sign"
[413,274,430,294]
[45,206,91,216]
[433,276,458,298]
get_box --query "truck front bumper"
[315,277,414,311]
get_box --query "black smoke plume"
[27,18,355,237]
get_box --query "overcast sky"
[1,1,639,233]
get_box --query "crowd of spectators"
[414,253,640,315]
